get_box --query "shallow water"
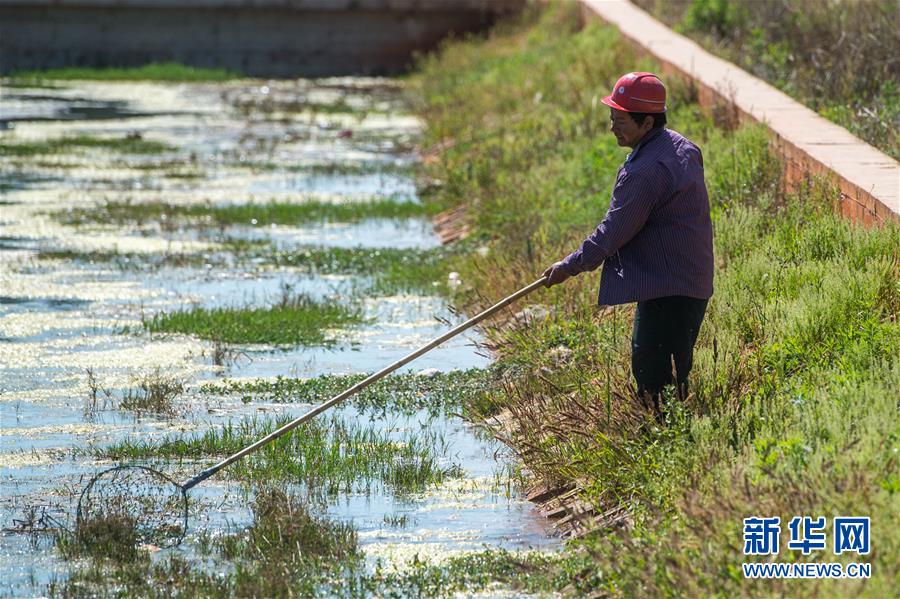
[0,79,556,595]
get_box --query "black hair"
[628,111,667,129]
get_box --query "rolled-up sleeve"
[561,165,664,275]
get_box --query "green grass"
[264,245,455,295]
[88,413,462,496]
[233,96,379,117]
[408,2,899,596]
[8,62,240,83]
[37,248,209,270]
[140,294,365,346]
[56,197,428,227]
[200,367,497,417]
[633,0,899,159]
[0,135,175,157]
[56,511,143,564]
[37,243,457,295]
[218,487,359,564]
[118,368,185,416]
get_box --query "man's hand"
[542,261,572,288]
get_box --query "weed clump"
[57,510,142,563]
[119,368,185,416]
[38,243,456,295]
[220,487,359,565]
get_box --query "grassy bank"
[633,0,899,160]
[411,3,899,596]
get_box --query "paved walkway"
[581,0,899,227]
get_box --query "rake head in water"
[73,278,548,548]
[77,465,188,547]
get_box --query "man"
[542,72,714,421]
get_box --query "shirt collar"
[626,127,664,163]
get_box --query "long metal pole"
[182,276,547,490]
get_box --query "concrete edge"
[580,0,899,228]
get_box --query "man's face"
[609,108,651,148]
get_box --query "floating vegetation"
[201,367,497,417]
[36,248,209,270]
[140,293,365,346]
[55,197,427,228]
[7,62,241,83]
[265,245,454,295]
[0,134,175,157]
[36,243,456,295]
[88,413,462,495]
[230,159,417,178]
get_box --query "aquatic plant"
[55,197,427,227]
[262,245,454,295]
[56,509,143,564]
[7,62,240,82]
[51,490,362,597]
[200,367,497,417]
[218,487,359,564]
[0,134,175,157]
[83,367,114,421]
[119,368,185,416]
[88,413,463,496]
[140,293,365,346]
[36,243,455,295]
[209,336,247,368]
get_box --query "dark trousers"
[631,295,708,410]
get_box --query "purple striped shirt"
[561,127,714,306]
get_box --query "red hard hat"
[601,72,666,113]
